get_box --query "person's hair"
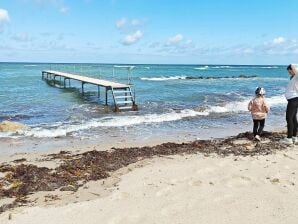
[287,64,292,71]
[255,87,265,96]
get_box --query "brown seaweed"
[0,131,289,213]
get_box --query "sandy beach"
[0,131,298,224]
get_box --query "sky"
[0,0,297,64]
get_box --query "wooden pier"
[42,70,137,112]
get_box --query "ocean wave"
[140,75,257,81]
[20,109,209,138]
[194,65,279,70]
[0,132,15,138]
[24,65,37,67]
[259,66,279,69]
[205,95,286,113]
[194,66,209,70]
[211,66,232,69]
[260,77,288,81]
[10,95,288,138]
[140,76,187,81]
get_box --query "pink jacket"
[248,97,270,120]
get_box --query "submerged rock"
[0,121,26,132]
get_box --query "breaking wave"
[140,75,257,81]
[194,66,209,70]
[20,109,209,138]
[205,95,286,113]
[14,95,287,138]
[140,76,187,81]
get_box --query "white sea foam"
[0,132,13,138]
[206,95,287,114]
[140,76,187,81]
[194,66,209,70]
[212,66,232,69]
[261,77,288,81]
[22,109,209,138]
[140,75,258,81]
[266,95,287,105]
[15,95,288,138]
[260,66,279,69]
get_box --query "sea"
[0,63,289,140]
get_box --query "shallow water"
[0,63,288,139]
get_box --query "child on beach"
[248,87,270,141]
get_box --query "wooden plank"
[43,70,128,88]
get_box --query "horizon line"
[0,61,287,66]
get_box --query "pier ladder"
[111,86,138,112]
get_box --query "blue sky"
[0,0,297,64]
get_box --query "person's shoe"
[255,135,261,141]
[280,137,294,145]
[292,137,298,144]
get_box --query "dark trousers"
[253,119,265,136]
[286,97,298,138]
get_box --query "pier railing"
[42,64,138,112]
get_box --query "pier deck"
[42,70,129,88]
[42,70,137,111]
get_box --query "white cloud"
[116,17,145,45]
[12,33,31,42]
[0,9,10,23]
[59,6,69,14]
[185,39,193,45]
[131,19,141,26]
[167,34,183,45]
[116,18,127,29]
[21,0,69,14]
[116,17,144,30]
[273,37,286,44]
[121,30,143,45]
[242,48,254,54]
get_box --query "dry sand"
[1,143,298,224]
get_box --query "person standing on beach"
[281,64,298,145]
[248,87,270,141]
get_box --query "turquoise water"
[0,63,289,138]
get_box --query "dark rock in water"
[0,131,288,213]
[0,115,31,123]
[194,105,209,112]
[238,75,257,78]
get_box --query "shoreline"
[0,121,284,157]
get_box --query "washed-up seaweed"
[0,131,288,213]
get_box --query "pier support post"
[98,86,100,98]
[82,82,84,94]
[105,88,108,105]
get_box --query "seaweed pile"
[0,131,288,213]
